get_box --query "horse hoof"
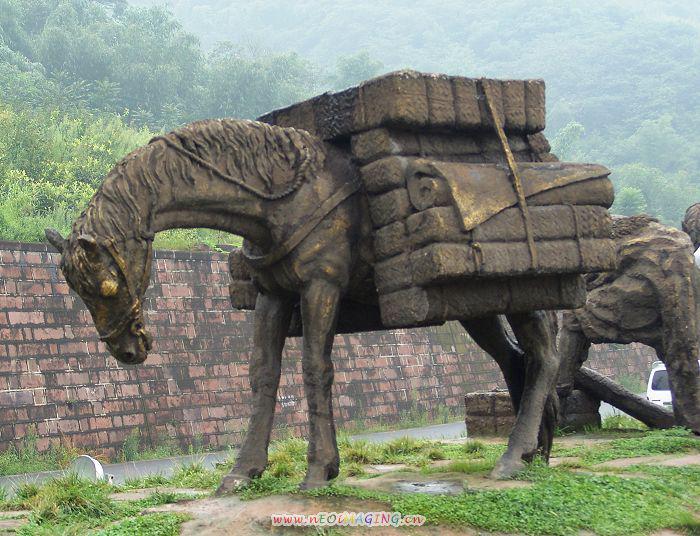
[299,463,337,490]
[490,456,526,480]
[215,474,251,495]
[298,478,331,491]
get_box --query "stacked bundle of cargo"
[252,70,616,328]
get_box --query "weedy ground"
[1,423,698,535]
[0,407,460,478]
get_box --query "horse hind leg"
[492,311,560,478]
[556,311,592,399]
[462,314,559,469]
[216,293,292,495]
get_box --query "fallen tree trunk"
[574,367,675,429]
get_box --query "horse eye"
[100,279,119,297]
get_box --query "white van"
[646,361,672,407]
[646,360,700,407]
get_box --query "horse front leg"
[217,292,292,494]
[490,310,560,479]
[299,278,341,490]
[655,347,700,434]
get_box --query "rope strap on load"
[480,79,539,269]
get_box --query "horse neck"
[94,146,274,249]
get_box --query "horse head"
[682,202,700,251]
[46,228,154,365]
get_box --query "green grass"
[8,430,697,535]
[2,473,197,535]
[0,430,80,476]
[601,414,647,431]
[16,473,119,534]
[91,512,191,536]
[0,428,217,478]
[425,458,494,474]
[553,428,699,466]
[387,466,700,535]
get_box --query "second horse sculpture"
[46,72,616,490]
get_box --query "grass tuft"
[92,512,191,536]
[170,462,222,490]
[601,414,647,430]
[18,473,117,533]
[0,429,80,476]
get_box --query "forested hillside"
[1,0,699,244]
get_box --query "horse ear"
[45,229,67,253]
[78,234,98,252]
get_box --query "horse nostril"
[122,351,136,363]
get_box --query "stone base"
[465,389,516,436]
[559,389,601,431]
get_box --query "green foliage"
[14,482,40,504]
[331,51,383,90]
[601,414,647,431]
[554,428,699,464]
[130,0,700,224]
[339,439,379,465]
[19,473,118,533]
[339,461,366,478]
[169,461,222,490]
[91,512,191,536]
[13,474,195,534]
[202,44,318,121]
[119,429,142,462]
[121,474,170,490]
[3,0,699,242]
[388,467,698,535]
[613,186,648,216]
[0,103,151,242]
[0,427,79,476]
[550,121,586,161]
[15,430,693,535]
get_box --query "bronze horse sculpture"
[557,214,700,433]
[46,118,564,489]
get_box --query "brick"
[0,241,654,456]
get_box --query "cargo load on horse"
[230,70,616,330]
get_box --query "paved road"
[0,401,642,495]
[350,421,466,443]
[0,451,231,493]
[0,422,467,494]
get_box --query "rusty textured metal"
[558,215,700,433]
[410,161,612,232]
[43,72,620,493]
[482,78,538,268]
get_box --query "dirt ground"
[145,493,526,536]
[2,436,697,536]
[135,447,698,536]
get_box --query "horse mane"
[611,214,658,239]
[65,119,325,293]
[73,118,325,242]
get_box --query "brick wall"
[0,241,656,457]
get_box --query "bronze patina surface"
[557,214,700,433]
[46,71,619,492]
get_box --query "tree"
[202,44,318,120]
[550,121,585,161]
[612,186,647,216]
[332,51,383,90]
